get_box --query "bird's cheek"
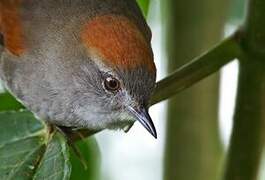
[111,92,128,109]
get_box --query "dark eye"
[104,76,121,92]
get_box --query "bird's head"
[74,14,157,137]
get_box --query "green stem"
[150,35,242,105]
[243,0,265,57]
[223,0,265,179]
[224,57,265,180]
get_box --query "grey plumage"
[0,0,156,136]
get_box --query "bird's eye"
[104,76,121,92]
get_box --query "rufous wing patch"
[0,12,2,34]
[81,15,156,72]
[0,0,25,56]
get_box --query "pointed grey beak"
[128,106,157,139]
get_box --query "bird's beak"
[127,106,157,139]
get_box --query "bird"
[0,0,157,138]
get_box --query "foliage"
[0,102,100,180]
[0,93,24,111]
[0,111,71,180]
[70,138,101,180]
[136,0,150,17]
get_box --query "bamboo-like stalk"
[162,1,230,180]
[223,0,265,179]
[150,35,242,105]
[224,58,265,180]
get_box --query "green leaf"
[137,0,150,17]
[33,133,71,180]
[0,111,72,180]
[70,138,101,180]
[0,92,24,111]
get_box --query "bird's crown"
[81,14,156,73]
